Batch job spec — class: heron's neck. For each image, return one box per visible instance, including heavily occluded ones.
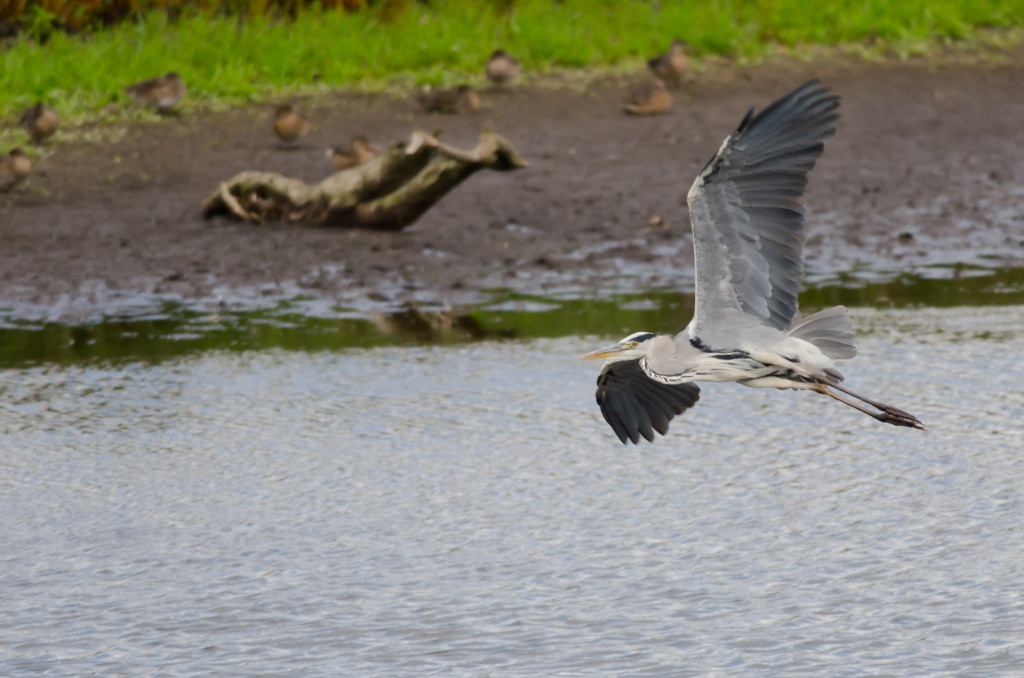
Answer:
[638,334,701,385]
[639,358,696,385]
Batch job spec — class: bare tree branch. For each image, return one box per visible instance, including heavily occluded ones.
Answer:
[202,129,528,230]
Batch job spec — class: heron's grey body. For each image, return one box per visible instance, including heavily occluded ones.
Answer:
[583,81,924,444]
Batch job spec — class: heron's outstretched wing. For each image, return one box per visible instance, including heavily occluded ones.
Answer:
[596,360,701,444]
[686,80,840,339]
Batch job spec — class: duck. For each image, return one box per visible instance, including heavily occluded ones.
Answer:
[326,136,377,171]
[0,148,32,192]
[416,85,480,115]
[126,72,187,112]
[623,79,672,116]
[19,103,59,143]
[647,40,689,84]
[273,104,311,144]
[485,50,521,86]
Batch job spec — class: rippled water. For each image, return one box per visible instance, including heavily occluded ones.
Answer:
[2,305,1023,676]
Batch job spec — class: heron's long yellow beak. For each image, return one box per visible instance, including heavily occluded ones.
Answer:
[579,343,627,360]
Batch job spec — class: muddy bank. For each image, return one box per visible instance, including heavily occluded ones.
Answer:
[2,58,1023,323]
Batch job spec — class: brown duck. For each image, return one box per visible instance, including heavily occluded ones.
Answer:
[647,40,689,84]
[326,136,376,171]
[126,72,187,112]
[273,105,310,144]
[623,79,672,116]
[485,50,521,86]
[0,148,32,192]
[20,103,59,143]
[417,85,480,115]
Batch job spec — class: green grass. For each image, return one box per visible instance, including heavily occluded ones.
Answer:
[2,0,1023,134]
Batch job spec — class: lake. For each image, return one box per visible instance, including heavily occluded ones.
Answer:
[2,274,1023,676]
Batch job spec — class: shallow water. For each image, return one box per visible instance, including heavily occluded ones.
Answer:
[3,266,1024,366]
[2,304,1023,676]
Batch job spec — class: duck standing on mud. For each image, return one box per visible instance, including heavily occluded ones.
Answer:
[273,105,310,145]
[0,148,32,192]
[623,79,672,116]
[647,40,690,85]
[326,136,376,171]
[126,72,187,112]
[20,103,59,143]
[485,50,521,86]
[417,85,480,114]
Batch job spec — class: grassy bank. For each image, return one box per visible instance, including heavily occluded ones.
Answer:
[2,0,1023,130]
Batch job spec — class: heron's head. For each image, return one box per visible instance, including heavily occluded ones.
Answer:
[580,331,660,362]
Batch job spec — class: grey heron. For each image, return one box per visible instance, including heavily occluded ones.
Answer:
[581,80,925,444]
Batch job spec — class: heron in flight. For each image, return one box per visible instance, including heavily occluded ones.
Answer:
[581,80,924,444]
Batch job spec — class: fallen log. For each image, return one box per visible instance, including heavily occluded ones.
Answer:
[201,129,528,230]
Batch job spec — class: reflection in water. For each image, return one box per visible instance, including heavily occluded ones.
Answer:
[1,266,1023,367]
[1,306,1023,676]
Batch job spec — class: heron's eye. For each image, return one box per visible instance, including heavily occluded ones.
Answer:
[631,341,638,347]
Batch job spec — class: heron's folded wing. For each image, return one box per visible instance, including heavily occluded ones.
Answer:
[596,360,701,444]
[686,80,840,338]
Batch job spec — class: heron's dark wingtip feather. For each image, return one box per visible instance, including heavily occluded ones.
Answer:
[598,398,630,444]
[738,81,839,146]
[595,360,701,444]
[736,106,755,134]
[600,390,640,444]
[749,79,831,122]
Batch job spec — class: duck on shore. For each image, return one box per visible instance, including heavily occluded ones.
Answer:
[20,103,59,143]
[647,40,689,85]
[417,85,480,115]
[327,136,376,171]
[0,148,32,192]
[126,72,187,112]
[273,104,311,144]
[623,79,672,116]
[485,50,521,86]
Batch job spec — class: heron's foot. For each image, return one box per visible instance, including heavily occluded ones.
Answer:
[874,403,925,430]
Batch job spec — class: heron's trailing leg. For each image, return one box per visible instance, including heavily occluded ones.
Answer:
[811,383,925,430]
[830,382,921,422]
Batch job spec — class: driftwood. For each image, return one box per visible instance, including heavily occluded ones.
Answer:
[202,129,528,230]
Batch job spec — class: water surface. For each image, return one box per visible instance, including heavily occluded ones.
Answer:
[3,265,1023,366]
[2,304,1023,676]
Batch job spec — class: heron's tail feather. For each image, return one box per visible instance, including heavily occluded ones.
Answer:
[788,305,857,360]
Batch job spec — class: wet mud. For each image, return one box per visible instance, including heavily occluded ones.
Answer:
[2,57,1023,323]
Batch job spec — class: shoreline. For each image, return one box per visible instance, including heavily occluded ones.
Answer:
[2,57,1023,324]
